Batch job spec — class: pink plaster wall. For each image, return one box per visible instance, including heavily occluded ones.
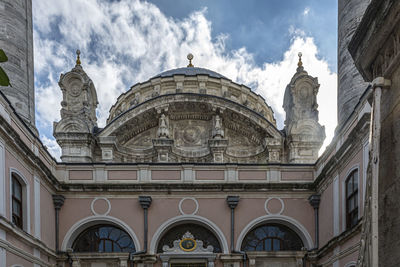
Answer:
[339,149,363,233]
[107,198,144,246]
[147,197,230,251]
[281,198,315,243]
[5,149,34,233]
[59,198,93,247]
[196,198,230,245]
[317,250,334,266]
[319,181,334,247]
[235,197,315,248]
[148,198,181,244]
[238,170,266,180]
[6,232,34,255]
[196,170,224,180]
[266,198,283,214]
[152,170,181,180]
[41,184,56,249]
[69,170,93,180]
[340,250,358,267]
[108,170,137,180]
[180,198,197,214]
[59,194,317,255]
[281,171,313,181]
[6,250,34,267]
[59,197,145,250]
[11,120,31,149]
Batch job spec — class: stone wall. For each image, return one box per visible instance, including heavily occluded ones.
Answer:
[378,66,400,267]
[349,1,400,265]
[337,0,369,127]
[0,0,35,132]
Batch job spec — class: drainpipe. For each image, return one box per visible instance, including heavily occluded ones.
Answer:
[52,194,65,253]
[227,196,246,267]
[130,196,152,265]
[308,194,321,249]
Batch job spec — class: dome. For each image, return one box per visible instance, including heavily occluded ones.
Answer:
[152,67,227,79]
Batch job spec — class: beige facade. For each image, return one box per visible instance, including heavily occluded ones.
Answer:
[2,1,397,267]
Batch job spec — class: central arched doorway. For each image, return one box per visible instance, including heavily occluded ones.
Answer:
[155,220,225,267]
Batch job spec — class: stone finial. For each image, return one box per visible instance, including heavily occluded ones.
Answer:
[297,52,303,72]
[187,53,194,67]
[76,49,81,65]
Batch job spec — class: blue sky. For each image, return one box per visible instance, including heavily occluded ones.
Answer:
[149,0,337,71]
[32,0,338,159]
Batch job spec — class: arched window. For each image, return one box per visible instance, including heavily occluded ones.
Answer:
[157,223,222,253]
[241,224,303,251]
[11,174,23,229]
[72,224,136,253]
[346,170,359,229]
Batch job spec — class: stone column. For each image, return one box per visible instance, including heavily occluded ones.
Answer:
[308,194,321,249]
[139,196,152,252]
[369,77,390,267]
[71,259,81,267]
[119,258,128,267]
[220,254,242,267]
[226,196,240,252]
[53,194,65,252]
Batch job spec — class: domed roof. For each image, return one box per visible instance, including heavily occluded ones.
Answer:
[152,67,227,79]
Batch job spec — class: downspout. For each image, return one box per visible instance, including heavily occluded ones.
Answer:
[227,196,247,267]
[130,196,152,265]
[308,194,321,249]
[52,194,65,253]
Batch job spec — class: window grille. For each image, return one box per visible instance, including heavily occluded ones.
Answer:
[72,224,136,253]
[241,224,303,251]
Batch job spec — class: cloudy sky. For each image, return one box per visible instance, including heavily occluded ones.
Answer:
[32,0,338,160]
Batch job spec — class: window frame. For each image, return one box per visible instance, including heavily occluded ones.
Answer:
[241,223,304,252]
[72,224,136,253]
[345,169,359,230]
[11,176,23,228]
[9,169,30,233]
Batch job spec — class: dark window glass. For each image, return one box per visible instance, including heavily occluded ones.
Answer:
[241,224,303,251]
[346,170,359,229]
[12,175,23,229]
[157,223,222,253]
[72,224,136,253]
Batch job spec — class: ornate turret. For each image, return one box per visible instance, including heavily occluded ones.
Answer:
[53,50,98,162]
[283,53,325,163]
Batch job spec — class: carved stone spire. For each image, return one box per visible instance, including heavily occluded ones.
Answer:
[53,50,98,162]
[283,53,325,163]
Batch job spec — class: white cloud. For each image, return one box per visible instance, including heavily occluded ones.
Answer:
[33,0,336,160]
[41,135,61,160]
